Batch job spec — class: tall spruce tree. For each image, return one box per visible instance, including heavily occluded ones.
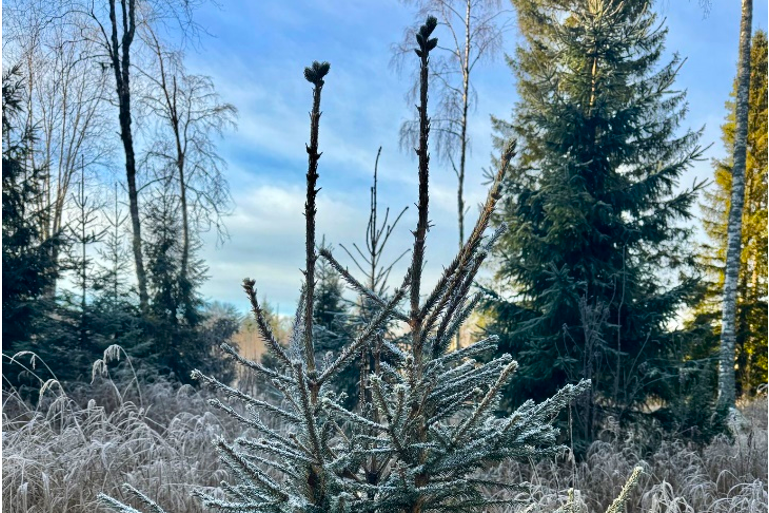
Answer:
[484,0,705,444]
[699,30,768,398]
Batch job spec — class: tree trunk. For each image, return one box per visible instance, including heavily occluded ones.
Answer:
[178,151,191,314]
[120,74,149,313]
[458,0,471,253]
[80,171,88,347]
[454,0,472,351]
[109,0,148,312]
[718,0,752,410]
[165,72,191,318]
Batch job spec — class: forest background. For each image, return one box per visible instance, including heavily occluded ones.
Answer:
[2,1,768,512]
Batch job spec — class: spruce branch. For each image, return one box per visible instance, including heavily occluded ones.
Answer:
[604,466,643,513]
[432,292,482,355]
[219,342,294,384]
[319,247,409,322]
[242,278,291,367]
[318,278,410,384]
[215,437,290,502]
[97,493,147,513]
[427,335,499,369]
[238,436,318,465]
[98,483,172,513]
[323,396,387,431]
[452,357,518,444]
[293,361,324,461]
[192,370,301,423]
[420,139,515,326]
[428,226,505,348]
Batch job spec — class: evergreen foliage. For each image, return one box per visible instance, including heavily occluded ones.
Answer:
[40,179,147,383]
[100,17,590,513]
[321,149,410,410]
[698,30,768,397]
[313,245,357,408]
[484,0,705,445]
[2,65,62,383]
[44,166,112,382]
[1,5,238,392]
[142,182,237,384]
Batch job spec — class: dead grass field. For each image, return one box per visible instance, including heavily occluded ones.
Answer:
[3,355,766,513]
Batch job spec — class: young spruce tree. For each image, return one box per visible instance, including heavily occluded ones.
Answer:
[100,18,593,513]
[91,183,145,354]
[484,0,705,444]
[143,181,236,384]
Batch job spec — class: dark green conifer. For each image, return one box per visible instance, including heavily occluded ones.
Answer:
[143,183,235,384]
[485,0,705,445]
[2,66,62,385]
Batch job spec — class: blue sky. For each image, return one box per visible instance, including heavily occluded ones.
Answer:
[183,1,768,314]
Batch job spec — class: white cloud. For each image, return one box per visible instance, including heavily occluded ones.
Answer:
[199,172,495,315]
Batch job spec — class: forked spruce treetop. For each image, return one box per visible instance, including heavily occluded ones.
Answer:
[100,16,598,513]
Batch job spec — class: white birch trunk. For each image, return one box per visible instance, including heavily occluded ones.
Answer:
[718,0,753,410]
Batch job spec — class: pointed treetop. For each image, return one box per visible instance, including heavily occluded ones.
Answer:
[304,61,331,87]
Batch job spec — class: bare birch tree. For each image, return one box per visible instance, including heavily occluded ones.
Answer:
[3,1,114,295]
[719,0,754,410]
[393,0,511,250]
[138,27,236,315]
[82,0,199,312]
[81,0,149,310]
